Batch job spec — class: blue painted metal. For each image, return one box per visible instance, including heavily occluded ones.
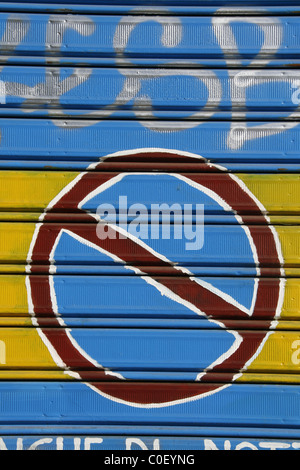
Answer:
[0,435,298,450]
[0,382,298,428]
[1,67,300,112]
[1,14,300,59]
[3,424,300,439]
[13,275,274,318]
[1,222,285,267]
[0,119,299,163]
[0,0,300,450]
[0,328,257,372]
[1,57,300,68]
[0,317,283,329]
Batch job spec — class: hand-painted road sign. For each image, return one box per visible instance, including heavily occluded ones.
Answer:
[1,2,300,449]
[15,149,285,406]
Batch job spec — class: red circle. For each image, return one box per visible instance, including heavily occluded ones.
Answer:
[27,150,282,406]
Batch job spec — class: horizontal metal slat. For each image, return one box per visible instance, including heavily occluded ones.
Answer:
[1,57,300,69]
[0,5,299,16]
[3,423,300,439]
[1,264,299,276]
[0,222,297,266]
[1,161,300,173]
[0,6,299,17]
[1,67,300,112]
[0,381,298,427]
[0,119,299,163]
[2,274,299,320]
[1,317,300,330]
[0,13,299,59]
[0,171,298,215]
[0,434,299,451]
[0,327,299,373]
[0,2,299,442]
[2,109,300,122]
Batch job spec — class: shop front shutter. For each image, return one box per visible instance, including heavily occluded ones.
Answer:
[0,0,299,451]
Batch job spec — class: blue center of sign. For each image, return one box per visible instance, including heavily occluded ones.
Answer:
[49,173,257,379]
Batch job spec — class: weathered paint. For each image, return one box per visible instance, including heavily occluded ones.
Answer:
[2,67,300,112]
[0,13,298,60]
[0,1,300,451]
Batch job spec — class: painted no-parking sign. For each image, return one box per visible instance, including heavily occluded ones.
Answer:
[0,149,287,408]
[0,1,300,450]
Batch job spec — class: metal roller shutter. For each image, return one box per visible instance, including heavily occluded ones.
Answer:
[0,0,299,452]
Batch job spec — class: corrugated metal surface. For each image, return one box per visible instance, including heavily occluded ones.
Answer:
[1,0,300,451]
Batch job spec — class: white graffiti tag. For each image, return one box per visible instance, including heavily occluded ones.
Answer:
[0,12,299,149]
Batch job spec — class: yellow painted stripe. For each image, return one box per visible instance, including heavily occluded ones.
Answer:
[273,321,300,330]
[247,331,300,372]
[279,280,300,320]
[0,328,57,369]
[0,317,34,326]
[0,276,29,315]
[0,370,73,380]
[269,216,300,225]
[236,373,300,384]
[238,173,300,213]
[0,223,36,262]
[275,226,300,266]
[0,171,79,210]
[0,212,48,222]
[0,265,34,273]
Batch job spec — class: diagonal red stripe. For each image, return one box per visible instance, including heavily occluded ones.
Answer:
[27,151,282,404]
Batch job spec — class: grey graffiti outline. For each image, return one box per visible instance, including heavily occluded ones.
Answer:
[0,15,96,125]
[211,12,300,150]
[0,14,31,140]
[113,12,224,132]
[1,12,299,145]
[0,13,30,57]
[38,11,222,129]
